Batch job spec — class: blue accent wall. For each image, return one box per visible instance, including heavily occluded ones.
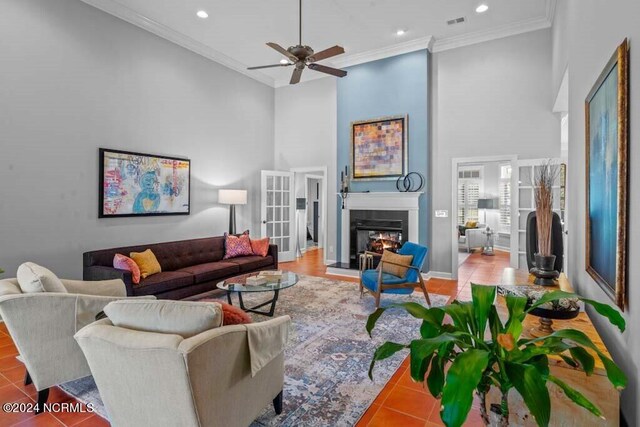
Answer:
[336,49,430,269]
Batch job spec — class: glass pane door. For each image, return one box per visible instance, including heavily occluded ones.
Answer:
[261,171,295,262]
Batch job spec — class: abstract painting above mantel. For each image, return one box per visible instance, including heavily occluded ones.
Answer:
[351,115,407,181]
[585,38,628,310]
[99,148,190,218]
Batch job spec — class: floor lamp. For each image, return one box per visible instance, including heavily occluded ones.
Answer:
[219,189,247,234]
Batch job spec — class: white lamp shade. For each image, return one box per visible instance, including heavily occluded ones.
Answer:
[218,189,247,205]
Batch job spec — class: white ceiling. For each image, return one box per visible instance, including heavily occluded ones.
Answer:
[82,0,555,87]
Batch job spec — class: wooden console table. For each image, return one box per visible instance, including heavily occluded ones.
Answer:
[491,273,619,426]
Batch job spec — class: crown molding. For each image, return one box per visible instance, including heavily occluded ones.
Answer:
[80,0,275,87]
[431,16,551,53]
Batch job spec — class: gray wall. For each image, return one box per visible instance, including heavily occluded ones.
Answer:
[554,1,640,424]
[274,78,337,261]
[430,29,560,275]
[0,0,275,278]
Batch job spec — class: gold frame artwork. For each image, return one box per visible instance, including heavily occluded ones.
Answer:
[585,39,629,310]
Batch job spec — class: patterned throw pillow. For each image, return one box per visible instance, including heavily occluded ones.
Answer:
[250,237,270,257]
[113,254,141,284]
[223,230,253,259]
[129,249,162,279]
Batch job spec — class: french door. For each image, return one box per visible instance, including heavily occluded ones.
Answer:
[261,171,295,262]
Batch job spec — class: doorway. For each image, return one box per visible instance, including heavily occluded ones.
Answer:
[291,166,328,265]
[451,155,519,281]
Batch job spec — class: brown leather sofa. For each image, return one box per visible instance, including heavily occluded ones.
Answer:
[83,236,278,300]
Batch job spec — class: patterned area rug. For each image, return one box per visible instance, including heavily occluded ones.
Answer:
[60,275,448,426]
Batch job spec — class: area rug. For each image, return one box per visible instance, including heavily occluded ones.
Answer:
[59,275,448,426]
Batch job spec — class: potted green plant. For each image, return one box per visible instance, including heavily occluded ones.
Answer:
[367,284,626,427]
[532,161,560,285]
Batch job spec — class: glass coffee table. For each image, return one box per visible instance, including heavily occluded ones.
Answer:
[216,271,299,317]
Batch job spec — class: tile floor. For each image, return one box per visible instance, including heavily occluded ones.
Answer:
[0,248,522,426]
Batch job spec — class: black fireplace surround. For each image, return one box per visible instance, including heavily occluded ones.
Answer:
[349,210,409,269]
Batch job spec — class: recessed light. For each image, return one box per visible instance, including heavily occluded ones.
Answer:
[396,29,406,36]
[280,59,290,65]
[196,10,209,19]
[475,4,489,13]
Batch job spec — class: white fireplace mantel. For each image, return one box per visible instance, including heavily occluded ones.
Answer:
[339,192,423,264]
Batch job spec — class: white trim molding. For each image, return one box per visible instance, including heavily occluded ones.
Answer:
[332,36,434,69]
[80,0,275,87]
[432,0,556,53]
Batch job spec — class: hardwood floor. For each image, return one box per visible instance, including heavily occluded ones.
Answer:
[0,248,519,427]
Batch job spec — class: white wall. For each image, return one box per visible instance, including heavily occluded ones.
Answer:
[0,0,274,278]
[555,1,640,424]
[430,29,561,275]
[274,78,337,262]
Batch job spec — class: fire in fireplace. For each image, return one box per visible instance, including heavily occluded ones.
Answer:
[349,210,409,268]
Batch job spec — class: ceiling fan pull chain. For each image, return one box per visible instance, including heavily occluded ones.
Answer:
[299,0,302,46]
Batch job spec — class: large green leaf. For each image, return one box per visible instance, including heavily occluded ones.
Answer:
[526,291,625,333]
[471,283,496,340]
[511,341,571,363]
[440,349,490,427]
[505,361,551,427]
[409,334,464,382]
[366,307,386,337]
[505,295,528,341]
[426,341,454,398]
[569,347,595,376]
[368,342,407,380]
[443,301,477,336]
[366,303,445,337]
[548,375,603,419]
[488,305,504,342]
[530,329,627,389]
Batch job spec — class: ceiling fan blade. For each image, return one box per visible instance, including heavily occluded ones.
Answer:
[247,63,292,70]
[290,67,303,84]
[266,42,298,61]
[309,45,345,62]
[308,63,347,78]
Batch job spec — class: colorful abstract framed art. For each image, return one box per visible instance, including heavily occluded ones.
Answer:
[351,115,408,181]
[99,148,191,218]
[585,39,629,310]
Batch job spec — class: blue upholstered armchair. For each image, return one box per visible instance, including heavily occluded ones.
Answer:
[359,242,431,308]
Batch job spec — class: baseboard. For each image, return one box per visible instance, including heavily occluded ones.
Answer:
[325,259,336,266]
[326,267,359,278]
[426,271,453,280]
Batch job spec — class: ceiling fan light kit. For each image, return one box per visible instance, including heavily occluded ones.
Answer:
[247,0,347,85]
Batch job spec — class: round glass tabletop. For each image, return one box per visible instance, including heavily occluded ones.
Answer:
[216,271,299,293]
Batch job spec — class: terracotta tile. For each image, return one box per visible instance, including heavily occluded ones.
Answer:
[371,384,393,406]
[383,385,436,420]
[368,406,426,427]
[48,400,93,426]
[387,365,406,385]
[0,334,14,348]
[4,366,27,384]
[12,412,64,426]
[0,396,37,426]
[395,370,428,394]
[355,403,380,426]
[0,373,11,388]
[0,322,9,334]
[69,414,110,427]
[0,355,23,373]
[0,384,32,403]
[0,343,18,358]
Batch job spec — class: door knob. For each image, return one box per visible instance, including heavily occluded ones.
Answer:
[262,220,267,224]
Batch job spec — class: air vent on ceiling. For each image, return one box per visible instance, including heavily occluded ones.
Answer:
[447,16,466,25]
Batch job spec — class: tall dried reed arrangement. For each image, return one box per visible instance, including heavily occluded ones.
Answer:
[533,161,559,257]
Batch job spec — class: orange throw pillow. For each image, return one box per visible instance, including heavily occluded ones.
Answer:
[250,237,270,257]
[380,250,414,278]
[113,254,141,284]
[130,249,162,279]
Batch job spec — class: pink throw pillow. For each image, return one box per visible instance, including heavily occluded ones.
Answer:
[223,230,253,259]
[220,302,252,325]
[113,253,141,284]
[250,237,270,257]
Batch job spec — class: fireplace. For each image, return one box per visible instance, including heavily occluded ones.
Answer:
[349,210,409,269]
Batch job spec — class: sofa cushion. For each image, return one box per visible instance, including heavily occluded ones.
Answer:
[250,237,270,257]
[130,249,162,279]
[135,271,195,296]
[104,300,223,338]
[176,262,240,284]
[113,254,141,284]
[223,231,253,259]
[17,262,67,293]
[226,256,275,273]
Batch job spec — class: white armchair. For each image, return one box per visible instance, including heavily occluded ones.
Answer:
[75,300,290,427]
[458,224,486,253]
[0,276,150,412]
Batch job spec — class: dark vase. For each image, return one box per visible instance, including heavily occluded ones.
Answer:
[531,253,559,286]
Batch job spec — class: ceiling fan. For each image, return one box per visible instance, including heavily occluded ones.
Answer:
[247,0,347,85]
